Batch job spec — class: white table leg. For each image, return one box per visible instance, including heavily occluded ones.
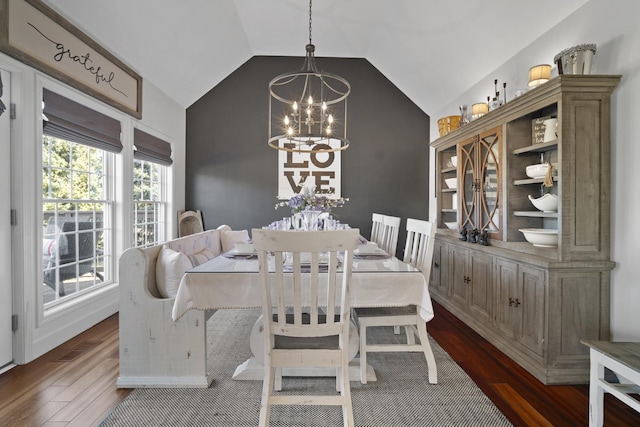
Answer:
[589,348,605,427]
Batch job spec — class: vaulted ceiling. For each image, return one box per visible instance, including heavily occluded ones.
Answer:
[43,0,588,115]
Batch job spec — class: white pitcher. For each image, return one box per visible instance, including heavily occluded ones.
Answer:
[543,118,558,142]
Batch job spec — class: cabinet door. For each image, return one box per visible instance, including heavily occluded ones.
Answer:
[494,258,519,339]
[458,127,503,240]
[459,136,479,232]
[449,245,469,309]
[477,128,502,239]
[468,251,493,324]
[429,240,448,297]
[519,265,546,356]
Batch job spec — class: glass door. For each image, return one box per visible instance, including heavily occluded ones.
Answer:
[478,129,501,237]
[458,127,503,240]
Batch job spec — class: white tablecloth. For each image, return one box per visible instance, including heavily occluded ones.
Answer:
[172,255,434,323]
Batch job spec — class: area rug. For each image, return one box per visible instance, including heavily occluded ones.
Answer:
[101,309,512,426]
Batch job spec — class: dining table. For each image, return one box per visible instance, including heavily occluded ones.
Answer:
[172,249,434,381]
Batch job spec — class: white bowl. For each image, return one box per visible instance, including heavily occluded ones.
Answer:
[450,156,458,168]
[444,178,457,189]
[528,194,558,212]
[526,163,557,179]
[444,222,458,230]
[519,228,558,247]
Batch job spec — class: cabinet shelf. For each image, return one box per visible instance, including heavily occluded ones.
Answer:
[441,208,457,213]
[441,166,456,173]
[514,211,558,218]
[442,188,457,193]
[513,177,558,186]
[513,140,558,155]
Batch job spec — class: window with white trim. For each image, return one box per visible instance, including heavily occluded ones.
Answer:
[41,89,119,306]
[133,159,166,247]
[133,128,172,248]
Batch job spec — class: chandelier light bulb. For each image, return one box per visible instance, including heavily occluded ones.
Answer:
[322,102,327,111]
[308,96,313,105]
[284,116,290,125]
[326,126,332,135]
[306,108,312,116]
[287,127,294,136]
[328,114,334,124]
[292,101,298,111]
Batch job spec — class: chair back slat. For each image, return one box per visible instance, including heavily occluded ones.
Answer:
[371,213,401,255]
[402,218,436,283]
[371,213,385,245]
[252,229,359,339]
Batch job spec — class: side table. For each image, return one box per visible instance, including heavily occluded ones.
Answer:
[582,341,640,426]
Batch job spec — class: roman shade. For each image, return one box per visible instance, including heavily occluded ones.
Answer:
[42,89,122,152]
[133,128,173,166]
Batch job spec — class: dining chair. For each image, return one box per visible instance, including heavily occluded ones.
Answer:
[252,228,360,427]
[370,213,401,256]
[355,218,438,384]
[177,210,204,237]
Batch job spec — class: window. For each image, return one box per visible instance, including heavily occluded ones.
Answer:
[41,89,120,306]
[133,159,166,247]
[42,135,111,304]
[133,128,172,248]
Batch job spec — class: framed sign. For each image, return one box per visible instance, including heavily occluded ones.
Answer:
[0,0,142,118]
[278,138,342,199]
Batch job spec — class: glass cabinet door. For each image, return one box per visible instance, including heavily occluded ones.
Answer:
[457,127,502,239]
[460,135,478,231]
[478,129,501,237]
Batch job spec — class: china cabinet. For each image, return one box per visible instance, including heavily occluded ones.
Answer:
[429,75,620,384]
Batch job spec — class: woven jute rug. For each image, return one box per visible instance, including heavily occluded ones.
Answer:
[101,309,512,426]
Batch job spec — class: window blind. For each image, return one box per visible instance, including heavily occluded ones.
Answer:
[133,128,173,166]
[42,89,122,152]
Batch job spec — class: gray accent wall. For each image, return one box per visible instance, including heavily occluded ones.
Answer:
[186,56,430,257]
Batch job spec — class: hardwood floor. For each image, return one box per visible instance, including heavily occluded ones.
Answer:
[1,302,639,426]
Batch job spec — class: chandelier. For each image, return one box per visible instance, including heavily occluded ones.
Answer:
[268,0,350,153]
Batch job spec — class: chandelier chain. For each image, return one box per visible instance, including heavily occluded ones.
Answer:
[308,0,313,45]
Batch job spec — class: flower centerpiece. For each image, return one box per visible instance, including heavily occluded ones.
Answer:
[275,186,348,215]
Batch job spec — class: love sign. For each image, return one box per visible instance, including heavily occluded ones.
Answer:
[277,138,342,199]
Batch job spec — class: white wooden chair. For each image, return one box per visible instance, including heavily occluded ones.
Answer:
[252,228,360,427]
[370,213,401,256]
[355,218,438,384]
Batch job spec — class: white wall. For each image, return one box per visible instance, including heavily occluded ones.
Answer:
[430,0,640,340]
[140,80,187,237]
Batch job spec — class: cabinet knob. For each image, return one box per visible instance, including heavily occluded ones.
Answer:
[508,297,521,307]
[463,276,471,284]
[514,298,521,307]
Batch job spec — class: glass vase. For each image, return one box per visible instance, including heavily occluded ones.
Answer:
[301,209,322,231]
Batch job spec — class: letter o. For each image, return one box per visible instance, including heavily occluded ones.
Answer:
[310,144,334,168]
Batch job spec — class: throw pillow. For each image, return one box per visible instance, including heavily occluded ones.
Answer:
[156,246,193,298]
[187,248,215,266]
[221,229,250,253]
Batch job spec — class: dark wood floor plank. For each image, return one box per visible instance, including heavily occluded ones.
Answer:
[428,301,640,427]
